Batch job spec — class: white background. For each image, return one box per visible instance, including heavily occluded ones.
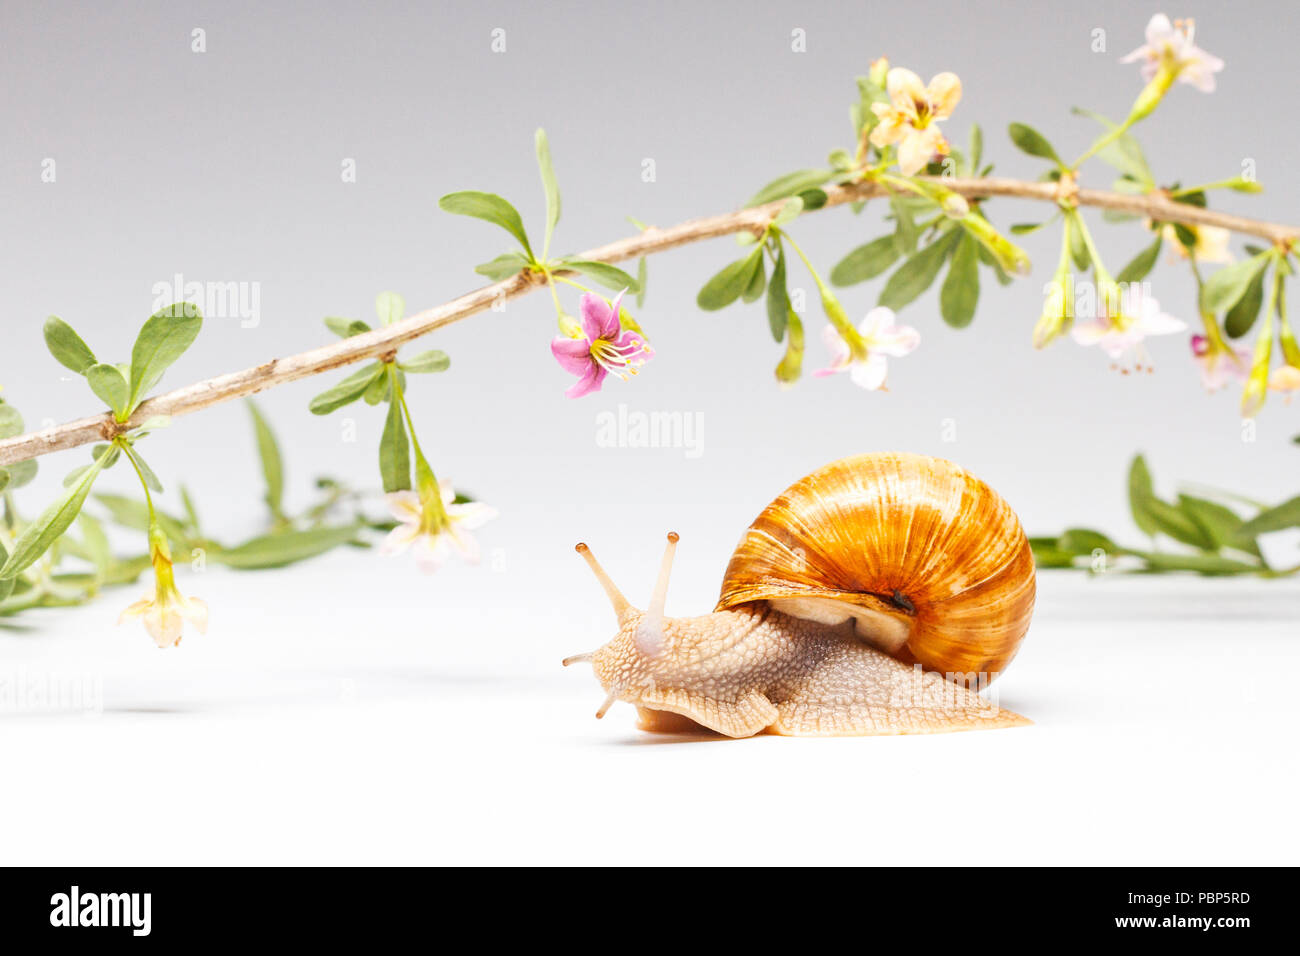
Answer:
[2,2,1299,865]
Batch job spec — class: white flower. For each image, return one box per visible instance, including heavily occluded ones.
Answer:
[1072,287,1186,361]
[119,590,208,649]
[381,482,498,573]
[1121,15,1224,92]
[814,307,920,390]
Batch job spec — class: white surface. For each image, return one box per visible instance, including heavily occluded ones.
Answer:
[2,558,1297,866]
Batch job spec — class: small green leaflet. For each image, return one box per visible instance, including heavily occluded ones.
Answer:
[400,350,451,374]
[438,191,534,260]
[0,456,106,580]
[1007,123,1064,167]
[746,169,834,207]
[309,362,385,415]
[1115,235,1163,284]
[379,383,411,494]
[830,235,901,286]
[1202,253,1272,314]
[43,316,98,374]
[375,292,405,326]
[86,363,131,419]
[557,259,641,293]
[475,253,531,281]
[128,303,203,411]
[535,128,561,256]
[325,316,372,338]
[766,244,791,342]
[247,400,285,522]
[939,233,980,328]
[697,247,764,311]
[211,525,363,571]
[879,229,960,311]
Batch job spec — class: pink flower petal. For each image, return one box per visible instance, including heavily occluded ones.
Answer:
[564,363,607,399]
[380,522,420,555]
[579,293,619,342]
[551,336,595,377]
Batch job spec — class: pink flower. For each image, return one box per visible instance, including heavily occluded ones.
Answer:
[1121,15,1223,92]
[1072,287,1186,362]
[550,291,652,398]
[814,307,920,390]
[1190,334,1251,392]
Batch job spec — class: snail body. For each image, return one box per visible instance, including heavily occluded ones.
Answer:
[564,452,1036,738]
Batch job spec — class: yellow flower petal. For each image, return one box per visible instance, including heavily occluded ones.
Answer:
[886,67,926,119]
[927,72,962,119]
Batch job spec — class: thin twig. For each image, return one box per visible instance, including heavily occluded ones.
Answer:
[1,176,1296,469]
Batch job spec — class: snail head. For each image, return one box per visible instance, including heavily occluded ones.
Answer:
[562,533,681,719]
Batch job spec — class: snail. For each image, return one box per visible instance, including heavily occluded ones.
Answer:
[562,452,1036,737]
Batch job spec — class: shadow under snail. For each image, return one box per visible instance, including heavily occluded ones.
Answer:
[563,452,1036,737]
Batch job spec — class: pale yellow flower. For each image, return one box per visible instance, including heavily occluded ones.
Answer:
[1269,365,1300,397]
[870,68,962,175]
[1160,223,1232,264]
[381,481,498,573]
[119,585,208,648]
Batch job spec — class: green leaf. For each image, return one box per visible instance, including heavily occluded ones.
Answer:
[79,511,112,575]
[741,254,767,303]
[697,248,764,311]
[830,235,902,286]
[400,350,450,374]
[1056,528,1121,555]
[557,259,641,293]
[1008,123,1064,166]
[1202,253,1272,314]
[939,234,980,328]
[379,386,411,494]
[1116,235,1163,284]
[635,256,648,309]
[1144,497,1216,550]
[535,128,561,254]
[3,458,37,490]
[1068,220,1091,271]
[247,400,284,521]
[474,253,531,281]
[1071,108,1155,187]
[1129,551,1261,576]
[93,493,189,547]
[85,363,130,418]
[129,448,164,493]
[879,229,959,311]
[968,124,983,174]
[375,291,405,326]
[324,317,371,338]
[210,524,362,571]
[1128,455,1160,537]
[0,457,105,579]
[766,245,791,342]
[770,197,804,227]
[0,405,22,439]
[1176,494,1258,556]
[0,471,8,494]
[1224,266,1268,338]
[1236,496,1300,538]
[889,194,919,254]
[438,191,533,259]
[128,303,203,411]
[363,370,390,405]
[746,169,834,207]
[43,316,98,374]
[308,362,385,415]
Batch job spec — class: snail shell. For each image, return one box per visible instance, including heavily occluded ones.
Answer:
[716,452,1035,681]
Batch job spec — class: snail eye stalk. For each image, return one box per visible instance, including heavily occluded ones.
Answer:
[635,532,678,658]
[575,541,633,621]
